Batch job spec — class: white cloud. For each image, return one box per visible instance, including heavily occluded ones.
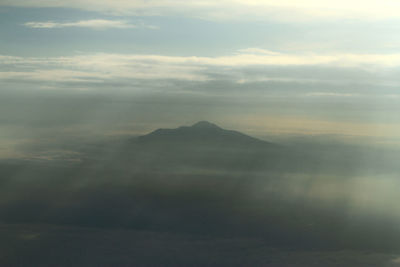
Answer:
[4,0,400,21]
[23,19,150,29]
[237,48,281,56]
[2,49,400,85]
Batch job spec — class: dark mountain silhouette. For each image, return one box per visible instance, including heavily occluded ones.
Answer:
[136,121,275,149]
[118,121,283,172]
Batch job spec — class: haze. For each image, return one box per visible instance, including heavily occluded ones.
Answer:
[1,1,400,266]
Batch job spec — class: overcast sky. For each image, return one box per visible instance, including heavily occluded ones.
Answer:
[2,1,400,158]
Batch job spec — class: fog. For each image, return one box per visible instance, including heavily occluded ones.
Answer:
[1,122,400,266]
[3,2,400,264]
[2,86,400,265]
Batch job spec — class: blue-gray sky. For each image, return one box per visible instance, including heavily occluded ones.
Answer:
[2,0,400,158]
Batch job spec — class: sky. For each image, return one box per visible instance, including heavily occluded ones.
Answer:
[2,0,400,158]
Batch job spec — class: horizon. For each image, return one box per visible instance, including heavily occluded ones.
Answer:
[2,2,400,266]
[3,1,400,160]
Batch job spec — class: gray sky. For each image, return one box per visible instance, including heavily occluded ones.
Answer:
[2,1,400,158]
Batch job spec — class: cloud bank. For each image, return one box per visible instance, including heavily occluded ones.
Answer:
[3,0,400,21]
[2,49,400,85]
[23,19,156,29]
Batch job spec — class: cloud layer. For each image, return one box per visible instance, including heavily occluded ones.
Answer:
[23,19,155,29]
[2,49,400,85]
[2,50,400,146]
[3,0,400,21]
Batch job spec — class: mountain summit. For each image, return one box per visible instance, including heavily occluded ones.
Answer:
[190,121,220,129]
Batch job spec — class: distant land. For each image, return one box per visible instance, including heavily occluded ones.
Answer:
[0,121,400,266]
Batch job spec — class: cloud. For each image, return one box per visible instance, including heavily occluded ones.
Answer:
[392,256,400,264]
[237,48,281,56]
[23,19,155,29]
[305,92,357,97]
[3,0,400,21]
[0,54,209,82]
[2,49,400,87]
[231,115,400,137]
[2,51,400,142]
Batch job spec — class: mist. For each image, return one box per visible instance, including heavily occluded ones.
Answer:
[3,1,400,266]
[2,121,400,265]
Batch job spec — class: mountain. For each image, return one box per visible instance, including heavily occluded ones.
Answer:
[114,121,284,172]
[136,121,274,149]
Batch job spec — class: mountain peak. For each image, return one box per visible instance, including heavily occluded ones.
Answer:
[136,121,275,149]
[191,121,220,129]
